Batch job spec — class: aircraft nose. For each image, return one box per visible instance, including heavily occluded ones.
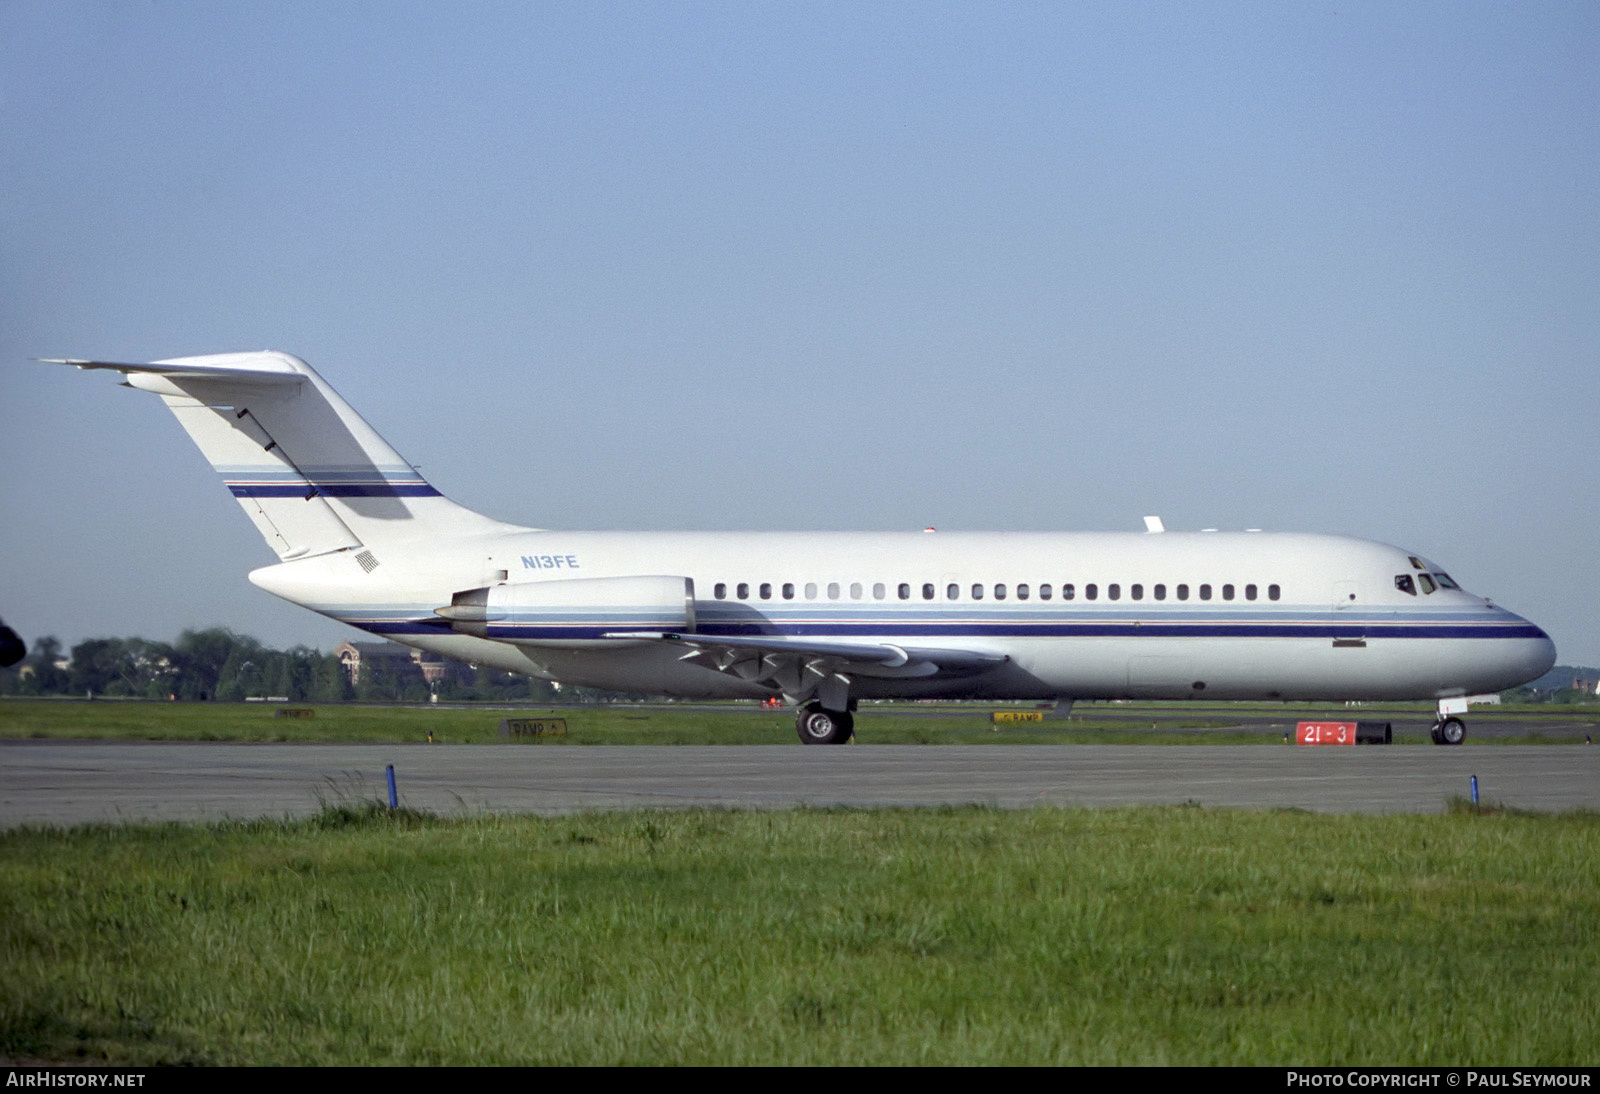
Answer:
[1508,616,1557,686]
[1530,631,1558,679]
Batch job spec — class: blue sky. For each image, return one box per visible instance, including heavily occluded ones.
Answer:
[3,1,1596,663]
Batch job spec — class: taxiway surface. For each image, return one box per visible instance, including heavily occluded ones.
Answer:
[2,742,1596,827]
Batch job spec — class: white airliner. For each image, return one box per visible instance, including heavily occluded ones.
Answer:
[47,351,1555,744]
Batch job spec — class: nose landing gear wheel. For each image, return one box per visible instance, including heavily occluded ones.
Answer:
[1431,717,1466,745]
[796,702,854,744]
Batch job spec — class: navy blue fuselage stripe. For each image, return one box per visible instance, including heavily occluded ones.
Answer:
[351,619,1547,640]
[699,622,1547,640]
[229,484,441,498]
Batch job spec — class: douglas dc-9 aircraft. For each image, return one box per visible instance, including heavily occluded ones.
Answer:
[47,351,1555,744]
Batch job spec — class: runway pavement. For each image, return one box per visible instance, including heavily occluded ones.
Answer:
[2,741,1596,827]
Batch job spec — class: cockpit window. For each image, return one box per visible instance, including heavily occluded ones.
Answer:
[1433,572,1459,589]
[1395,574,1416,596]
[1417,573,1437,594]
[1408,556,1426,570]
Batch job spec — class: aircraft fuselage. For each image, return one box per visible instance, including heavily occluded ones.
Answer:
[249,528,1554,705]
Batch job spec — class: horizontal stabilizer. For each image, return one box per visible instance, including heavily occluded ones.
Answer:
[39,355,304,384]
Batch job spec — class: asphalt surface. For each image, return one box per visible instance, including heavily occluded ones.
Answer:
[2,741,1596,827]
[461,701,1600,740]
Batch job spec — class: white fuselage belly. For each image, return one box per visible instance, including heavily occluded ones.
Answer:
[251,528,1555,703]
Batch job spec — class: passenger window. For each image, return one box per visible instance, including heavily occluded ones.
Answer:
[1268,584,1281,600]
[994,584,1007,600]
[1177,584,1189,600]
[898,583,911,600]
[1154,584,1166,601]
[760,583,772,600]
[805,583,817,599]
[1395,574,1416,596]
[828,583,840,600]
[1063,584,1075,600]
[1108,584,1120,601]
[1040,584,1053,600]
[873,583,886,600]
[1199,584,1212,601]
[923,583,935,600]
[1245,584,1257,601]
[1418,574,1437,594]
[714,583,726,599]
[947,584,960,600]
[1130,584,1143,601]
[782,583,795,600]
[972,584,984,600]
[737,583,749,599]
[1223,584,1235,601]
[850,583,863,599]
[1085,584,1097,601]
[1017,583,1030,601]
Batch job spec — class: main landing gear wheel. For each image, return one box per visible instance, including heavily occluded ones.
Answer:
[1430,717,1466,746]
[796,702,854,745]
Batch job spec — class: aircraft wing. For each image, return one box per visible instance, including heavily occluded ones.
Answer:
[611,630,1007,692]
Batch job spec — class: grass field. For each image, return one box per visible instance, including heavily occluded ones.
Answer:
[3,697,1596,745]
[3,803,1597,1065]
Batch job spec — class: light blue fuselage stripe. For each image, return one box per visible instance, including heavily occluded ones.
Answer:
[216,463,438,498]
[333,612,1546,642]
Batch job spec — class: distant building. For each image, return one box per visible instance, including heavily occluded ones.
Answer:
[13,655,70,682]
[1572,677,1600,695]
[335,640,471,690]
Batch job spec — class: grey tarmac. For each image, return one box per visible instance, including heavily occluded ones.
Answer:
[2,741,1596,827]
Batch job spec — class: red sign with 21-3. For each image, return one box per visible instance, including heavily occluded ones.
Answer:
[1296,721,1358,746]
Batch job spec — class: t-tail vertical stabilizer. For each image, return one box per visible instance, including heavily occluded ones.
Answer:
[43,351,523,560]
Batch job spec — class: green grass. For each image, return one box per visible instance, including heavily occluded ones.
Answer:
[3,805,1597,1065]
[0,698,1254,744]
[5,697,1596,745]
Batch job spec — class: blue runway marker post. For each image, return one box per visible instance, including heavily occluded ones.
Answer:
[1470,774,1479,808]
[386,764,398,810]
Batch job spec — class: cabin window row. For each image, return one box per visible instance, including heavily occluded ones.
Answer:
[709,582,1282,602]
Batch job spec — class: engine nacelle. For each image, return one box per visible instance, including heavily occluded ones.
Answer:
[436,575,694,646]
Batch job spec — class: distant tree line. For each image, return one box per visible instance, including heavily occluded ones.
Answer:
[0,628,559,703]
[13,631,1588,706]
[1501,685,1600,705]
